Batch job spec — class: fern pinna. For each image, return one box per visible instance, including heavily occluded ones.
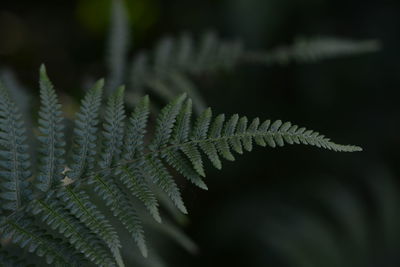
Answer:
[0,65,361,266]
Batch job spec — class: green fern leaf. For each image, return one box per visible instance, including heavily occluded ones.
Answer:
[0,82,32,211]
[191,108,222,169]
[29,193,116,266]
[123,95,149,159]
[116,95,361,218]
[100,86,126,168]
[210,114,235,161]
[57,186,122,265]
[1,214,84,266]
[181,143,205,177]
[92,86,146,259]
[162,148,208,190]
[117,95,161,222]
[89,173,147,257]
[64,86,127,265]
[172,99,206,176]
[144,155,187,214]
[118,166,161,223]
[0,69,363,267]
[69,79,103,180]
[149,93,186,151]
[172,99,192,144]
[36,65,66,192]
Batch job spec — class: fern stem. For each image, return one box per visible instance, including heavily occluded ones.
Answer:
[85,130,361,178]
[1,128,360,224]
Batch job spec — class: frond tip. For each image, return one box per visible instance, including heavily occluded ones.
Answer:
[116,93,361,214]
[37,64,66,192]
[149,100,362,178]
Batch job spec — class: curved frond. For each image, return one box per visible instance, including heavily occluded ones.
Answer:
[0,69,362,266]
[106,94,361,221]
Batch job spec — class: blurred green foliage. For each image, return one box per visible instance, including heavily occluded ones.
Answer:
[76,0,159,36]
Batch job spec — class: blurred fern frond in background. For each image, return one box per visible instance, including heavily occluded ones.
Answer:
[105,0,379,113]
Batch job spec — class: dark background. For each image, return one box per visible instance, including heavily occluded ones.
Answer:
[1,0,400,266]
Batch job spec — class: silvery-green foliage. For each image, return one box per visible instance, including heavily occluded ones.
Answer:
[0,66,361,266]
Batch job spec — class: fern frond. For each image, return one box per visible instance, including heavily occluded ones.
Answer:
[69,79,103,180]
[243,37,380,65]
[118,96,160,222]
[0,70,362,266]
[57,186,122,265]
[91,86,146,258]
[35,76,122,265]
[146,94,189,212]
[124,95,149,159]
[118,166,161,223]
[0,82,32,211]
[113,94,361,219]
[1,214,83,266]
[100,86,126,168]
[36,65,66,192]
[127,32,377,112]
[163,147,208,190]
[89,173,147,257]
[86,92,360,261]
[128,32,242,112]
[28,193,116,266]
[150,93,187,150]
[144,155,187,214]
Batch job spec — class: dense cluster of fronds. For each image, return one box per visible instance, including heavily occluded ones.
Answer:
[0,65,361,266]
